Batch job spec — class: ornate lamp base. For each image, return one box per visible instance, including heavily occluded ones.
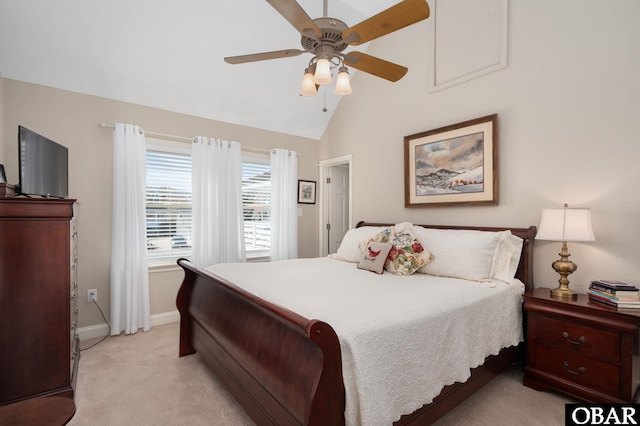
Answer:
[550,241,578,300]
[550,285,577,300]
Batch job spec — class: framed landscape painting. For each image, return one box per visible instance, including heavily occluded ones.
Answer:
[404,114,498,207]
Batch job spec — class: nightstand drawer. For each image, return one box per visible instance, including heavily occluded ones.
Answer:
[534,344,621,397]
[533,315,621,363]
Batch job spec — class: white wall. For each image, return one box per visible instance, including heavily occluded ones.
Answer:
[320,0,640,292]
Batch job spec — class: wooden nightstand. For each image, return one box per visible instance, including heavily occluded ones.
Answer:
[523,288,640,403]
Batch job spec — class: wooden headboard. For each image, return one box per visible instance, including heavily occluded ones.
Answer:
[356,221,537,292]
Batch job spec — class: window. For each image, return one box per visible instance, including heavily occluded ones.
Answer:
[145,143,192,264]
[242,158,271,258]
[145,143,271,263]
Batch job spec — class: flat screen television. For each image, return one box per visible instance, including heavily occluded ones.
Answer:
[18,126,69,198]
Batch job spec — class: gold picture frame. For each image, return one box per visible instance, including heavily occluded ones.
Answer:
[404,114,498,207]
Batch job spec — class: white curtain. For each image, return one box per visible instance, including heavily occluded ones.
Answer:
[191,137,245,267]
[270,149,298,261]
[110,123,151,335]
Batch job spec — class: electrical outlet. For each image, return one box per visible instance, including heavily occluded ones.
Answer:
[87,289,97,303]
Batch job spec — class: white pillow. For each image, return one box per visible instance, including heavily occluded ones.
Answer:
[412,227,518,282]
[330,226,387,263]
[491,233,524,284]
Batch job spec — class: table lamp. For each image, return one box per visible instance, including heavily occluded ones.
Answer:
[535,204,595,300]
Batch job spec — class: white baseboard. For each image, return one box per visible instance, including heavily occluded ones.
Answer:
[151,310,180,326]
[77,310,180,341]
[78,323,110,341]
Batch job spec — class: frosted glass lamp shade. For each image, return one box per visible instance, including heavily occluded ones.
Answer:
[334,67,352,95]
[313,58,332,85]
[299,71,317,96]
[536,207,595,242]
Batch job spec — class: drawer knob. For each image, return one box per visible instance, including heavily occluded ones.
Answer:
[562,331,586,345]
[563,361,586,375]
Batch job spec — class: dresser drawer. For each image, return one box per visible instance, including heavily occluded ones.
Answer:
[534,343,622,398]
[533,315,621,363]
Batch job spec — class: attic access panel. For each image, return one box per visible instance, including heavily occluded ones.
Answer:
[429,0,508,92]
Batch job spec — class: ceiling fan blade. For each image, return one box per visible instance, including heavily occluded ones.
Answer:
[342,0,430,46]
[266,0,323,39]
[224,49,304,64]
[343,52,408,82]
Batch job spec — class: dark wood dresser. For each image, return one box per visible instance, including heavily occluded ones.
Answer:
[0,198,79,405]
[524,288,640,403]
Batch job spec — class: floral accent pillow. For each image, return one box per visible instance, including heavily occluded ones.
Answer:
[359,224,434,275]
[357,241,393,274]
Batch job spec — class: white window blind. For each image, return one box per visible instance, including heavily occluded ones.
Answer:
[145,145,271,263]
[145,147,192,263]
[242,160,271,257]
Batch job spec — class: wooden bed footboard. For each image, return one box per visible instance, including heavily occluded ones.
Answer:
[176,223,536,425]
[176,259,345,426]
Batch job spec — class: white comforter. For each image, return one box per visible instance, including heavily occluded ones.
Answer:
[206,257,524,426]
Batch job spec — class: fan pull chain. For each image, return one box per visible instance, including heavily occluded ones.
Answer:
[323,87,328,112]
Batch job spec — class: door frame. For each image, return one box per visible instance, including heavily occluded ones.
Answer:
[318,154,353,256]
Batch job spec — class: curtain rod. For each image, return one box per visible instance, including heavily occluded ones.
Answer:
[99,122,274,155]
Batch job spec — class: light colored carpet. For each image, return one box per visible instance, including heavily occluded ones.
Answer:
[69,322,572,425]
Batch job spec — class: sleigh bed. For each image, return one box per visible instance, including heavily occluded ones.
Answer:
[176,222,536,425]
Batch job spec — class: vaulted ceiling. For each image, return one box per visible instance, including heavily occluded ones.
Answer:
[0,0,408,140]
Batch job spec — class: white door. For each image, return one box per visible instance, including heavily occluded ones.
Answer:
[328,165,349,254]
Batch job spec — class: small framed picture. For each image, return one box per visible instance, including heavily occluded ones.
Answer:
[0,165,6,183]
[297,180,316,204]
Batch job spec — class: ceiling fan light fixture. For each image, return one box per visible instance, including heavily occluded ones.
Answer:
[299,68,318,96]
[313,58,332,85]
[224,0,432,96]
[334,66,351,95]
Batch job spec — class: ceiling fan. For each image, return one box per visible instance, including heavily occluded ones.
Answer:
[224,0,431,96]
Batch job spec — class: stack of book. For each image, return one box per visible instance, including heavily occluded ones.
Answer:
[588,279,640,309]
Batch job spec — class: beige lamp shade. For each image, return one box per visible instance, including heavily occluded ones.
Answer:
[536,206,595,242]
